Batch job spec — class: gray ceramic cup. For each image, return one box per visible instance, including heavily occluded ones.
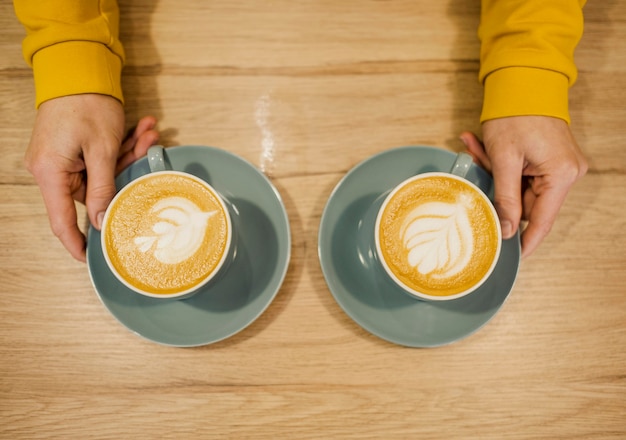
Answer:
[373,153,502,302]
[100,146,234,300]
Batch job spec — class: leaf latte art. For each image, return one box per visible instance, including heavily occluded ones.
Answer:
[400,197,473,278]
[377,174,500,297]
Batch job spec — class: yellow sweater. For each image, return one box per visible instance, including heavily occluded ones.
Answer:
[13,0,125,106]
[14,0,585,123]
[479,0,585,123]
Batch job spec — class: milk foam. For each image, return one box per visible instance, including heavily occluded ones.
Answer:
[399,194,473,278]
[133,196,216,264]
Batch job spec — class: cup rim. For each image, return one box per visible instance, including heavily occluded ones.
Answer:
[374,171,502,301]
[100,170,233,299]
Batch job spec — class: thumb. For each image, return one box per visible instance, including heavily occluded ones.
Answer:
[85,148,118,230]
[490,155,524,239]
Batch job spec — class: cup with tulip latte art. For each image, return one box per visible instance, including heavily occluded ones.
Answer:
[375,153,502,301]
[101,146,232,299]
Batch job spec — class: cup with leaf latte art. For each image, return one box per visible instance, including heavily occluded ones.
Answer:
[101,147,232,299]
[375,154,502,301]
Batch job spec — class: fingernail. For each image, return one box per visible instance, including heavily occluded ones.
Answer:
[501,220,514,239]
[96,211,105,230]
[459,135,468,147]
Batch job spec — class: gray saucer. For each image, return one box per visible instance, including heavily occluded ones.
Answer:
[318,146,521,347]
[87,146,291,347]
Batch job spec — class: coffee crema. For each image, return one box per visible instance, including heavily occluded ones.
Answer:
[102,172,230,295]
[376,174,500,297]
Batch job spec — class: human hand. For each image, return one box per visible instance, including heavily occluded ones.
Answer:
[24,94,159,262]
[460,116,588,257]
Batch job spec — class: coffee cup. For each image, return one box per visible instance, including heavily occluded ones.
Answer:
[374,153,502,301]
[101,145,233,299]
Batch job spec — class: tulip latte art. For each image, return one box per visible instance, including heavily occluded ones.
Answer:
[377,174,500,297]
[103,172,230,295]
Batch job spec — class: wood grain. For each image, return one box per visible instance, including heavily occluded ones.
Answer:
[1,1,625,439]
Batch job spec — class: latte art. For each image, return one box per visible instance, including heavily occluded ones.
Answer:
[401,196,473,278]
[376,173,500,298]
[102,172,231,296]
[134,197,217,265]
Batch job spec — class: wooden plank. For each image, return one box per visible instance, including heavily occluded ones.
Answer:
[1,0,625,438]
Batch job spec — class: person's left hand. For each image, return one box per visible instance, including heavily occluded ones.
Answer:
[460,115,588,257]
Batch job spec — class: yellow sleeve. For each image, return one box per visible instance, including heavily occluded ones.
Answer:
[13,0,125,108]
[478,0,585,123]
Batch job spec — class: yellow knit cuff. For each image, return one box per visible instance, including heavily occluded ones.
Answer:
[481,67,570,124]
[32,41,124,108]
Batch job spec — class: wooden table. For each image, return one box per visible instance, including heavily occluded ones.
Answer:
[1,1,625,438]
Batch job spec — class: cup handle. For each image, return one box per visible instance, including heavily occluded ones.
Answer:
[450,152,474,178]
[147,145,167,172]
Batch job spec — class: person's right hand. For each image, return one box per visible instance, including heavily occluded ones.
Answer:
[24,94,159,262]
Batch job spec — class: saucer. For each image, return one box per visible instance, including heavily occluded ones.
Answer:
[87,146,291,347]
[318,146,521,347]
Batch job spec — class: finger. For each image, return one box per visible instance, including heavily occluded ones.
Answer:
[37,172,87,261]
[459,131,492,172]
[490,153,524,240]
[84,147,118,230]
[69,171,87,204]
[120,116,157,156]
[522,181,536,221]
[520,179,569,258]
[116,128,160,174]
